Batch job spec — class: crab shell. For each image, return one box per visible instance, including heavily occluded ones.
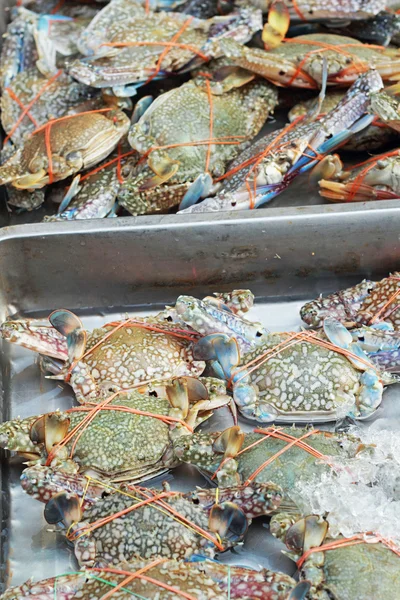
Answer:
[0,315,206,404]
[1,69,98,145]
[119,75,277,215]
[50,486,250,566]
[173,426,367,492]
[0,558,301,599]
[241,0,386,19]
[0,110,130,189]
[232,331,384,422]
[0,389,215,485]
[285,517,400,600]
[0,571,86,600]
[301,274,400,329]
[217,34,400,88]
[69,7,262,90]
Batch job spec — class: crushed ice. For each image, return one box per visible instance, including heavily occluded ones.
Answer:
[293,423,400,543]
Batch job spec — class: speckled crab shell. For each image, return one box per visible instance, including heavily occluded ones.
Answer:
[1,69,98,145]
[0,109,130,189]
[300,274,400,329]
[285,518,400,600]
[0,390,199,484]
[173,426,369,494]
[0,558,301,600]
[118,75,277,215]
[233,331,365,422]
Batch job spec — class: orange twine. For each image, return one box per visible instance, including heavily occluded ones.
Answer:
[89,558,198,600]
[68,484,224,551]
[211,427,329,483]
[297,532,400,569]
[46,389,193,465]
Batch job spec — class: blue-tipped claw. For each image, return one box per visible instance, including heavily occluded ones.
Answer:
[131,96,153,124]
[58,175,81,213]
[288,581,311,600]
[193,333,229,361]
[212,335,240,380]
[179,173,213,211]
[49,309,86,363]
[323,317,353,349]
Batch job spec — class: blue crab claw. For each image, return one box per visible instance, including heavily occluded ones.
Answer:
[208,501,248,543]
[49,309,87,363]
[212,335,240,381]
[323,317,353,349]
[58,175,81,213]
[29,413,70,454]
[356,370,383,417]
[131,96,153,124]
[44,491,82,527]
[288,582,311,600]
[212,426,244,457]
[293,114,375,177]
[179,173,213,211]
[285,515,328,553]
[193,334,230,361]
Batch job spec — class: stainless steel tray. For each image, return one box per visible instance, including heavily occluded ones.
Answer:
[1,203,400,590]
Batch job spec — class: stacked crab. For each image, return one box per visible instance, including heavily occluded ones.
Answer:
[1,276,400,598]
[2,0,400,219]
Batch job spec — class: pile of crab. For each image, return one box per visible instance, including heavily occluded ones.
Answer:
[2,0,400,219]
[1,275,400,598]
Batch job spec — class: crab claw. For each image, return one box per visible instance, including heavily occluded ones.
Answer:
[193,333,240,380]
[308,154,342,188]
[323,317,353,349]
[324,316,373,370]
[357,370,384,417]
[131,95,153,124]
[179,173,213,211]
[208,501,248,543]
[49,309,86,363]
[29,413,70,454]
[288,581,311,600]
[212,426,244,457]
[262,0,290,50]
[285,515,328,553]
[44,491,82,527]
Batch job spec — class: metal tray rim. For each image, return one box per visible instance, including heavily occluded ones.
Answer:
[1,199,400,240]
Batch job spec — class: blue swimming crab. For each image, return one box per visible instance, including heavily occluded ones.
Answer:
[118,71,277,214]
[0,109,130,189]
[300,272,400,329]
[41,482,260,565]
[217,33,400,88]
[179,69,382,213]
[0,292,258,403]
[0,381,231,485]
[0,69,97,146]
[69,6,262,96]
[0,558,308,600]
[281,515,400,600]
[174,424,380,536]
[44,142,139,221]
[187,294,393,420]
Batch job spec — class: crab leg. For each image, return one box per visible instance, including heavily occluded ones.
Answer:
[0,319,68,359]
